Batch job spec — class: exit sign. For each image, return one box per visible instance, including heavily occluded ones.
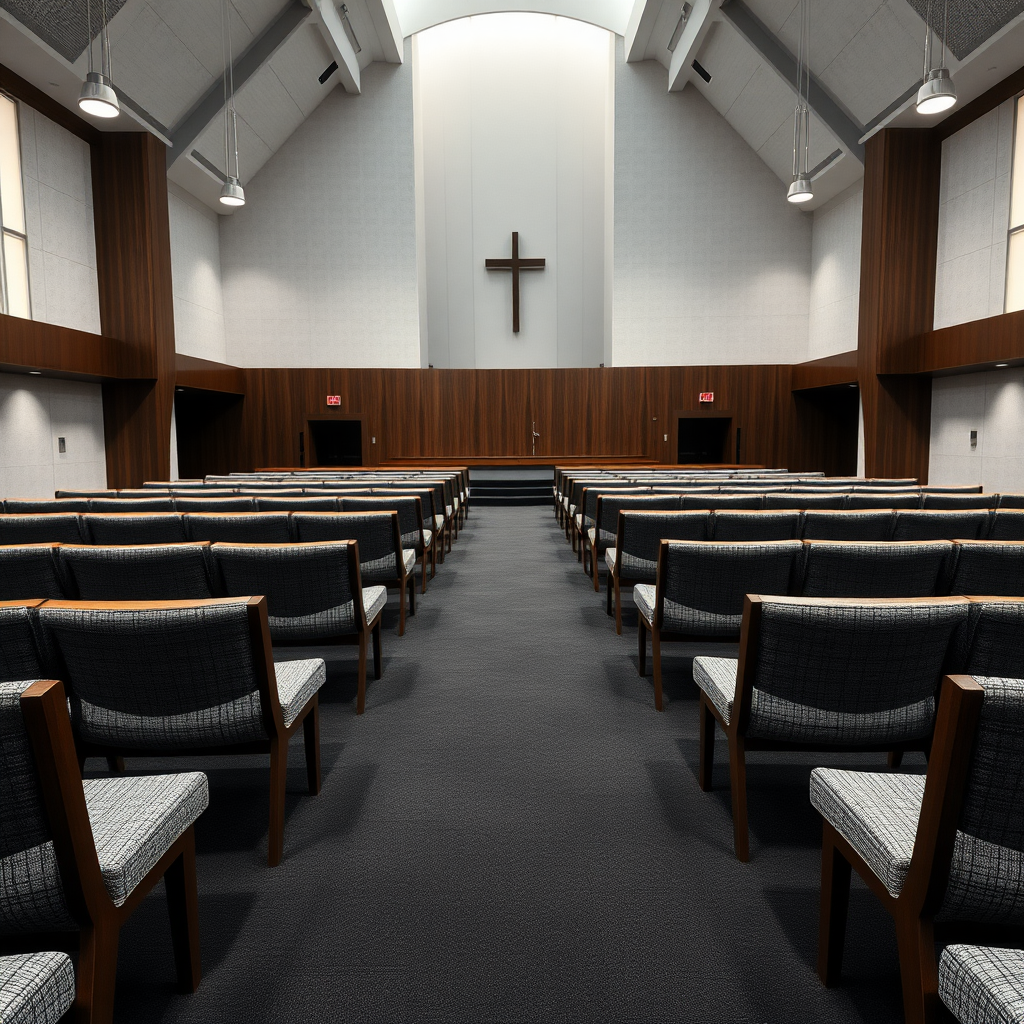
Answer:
[699,392,714,403]
[326,395,341,406]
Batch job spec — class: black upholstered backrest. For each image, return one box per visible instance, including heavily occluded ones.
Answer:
[257,496,338,512]
[800,541,952,598]
[0,604,44,682]
[173,497,257,513]
[0,516,82,545]
[0,546,65,600]
[764,493,845,510]
[327,513,397,566]
[711,511,800,541]
[959,600,1024,678]
[184,513,292,543]
[4,499,89,514]
[340,497,421,541]
[598,494,679,535]
[922,494,996,510]
[89,498,174,513]
[988,511,1024,540]
[59,544,215,601]
[83,514,188,546]
[800,510,894,541]
[681,494,764,510]
[620,512,707,563]
[996,493,1024,509]
[892,511,991,541]
[846,493,921,510]
[949,542,1024,597]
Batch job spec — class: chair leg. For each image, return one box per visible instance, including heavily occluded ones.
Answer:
[816,826,852,987]
[638,619,647,676]
[420,552,428,593]
[698,696,715,791]
[372,622,382,680]
[397,580,406,637]
[614,578,623,636]
[606,573,613,616]
[592,546,600,592]
[728,734,750,862]
[408,576,416,617]
[356,634,368,715]
[75,921,120,1024]
[430,542,437,578]
[895,916,938,1024]
[652,627,664,711]
[164,832,202,992]
[268,736,288,866]
[888,750,904,770]
[303,699,321,795]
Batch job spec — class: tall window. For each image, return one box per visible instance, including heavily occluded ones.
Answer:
[1008,94,1024,314]
[0,93,29,319]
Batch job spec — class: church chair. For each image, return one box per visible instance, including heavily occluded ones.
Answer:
[800,510,894,541]
[811,673,1024,1024]
[586,493,676,589]
[605,511,707,635]
[414,479,455,552]
[696,595,967,862]
[0,678,208,1023]
[0,515,84,546]
[892,511,992,542]
[576,486,648,563]
[370,489,439,576]
[846,493,923,509]
[5,499,90,514]
[184,513,292,544]
[339,497,432,594]
[947,541,1024,597]
[257,496,339,512]
[0,601,45,681]
[88,498,174,513]
[922,494,997,510]
[680,494,765,510]
[0,545,65,601]
[82,514,187,546]
[172,497,257,513]
[209,544,384,714]
[59,544,216,601]
[955,597,1024,679]
[710,511,800,541]
[938,945,1024,1024]
[764,493,846,510]
[634,540,803,711]
[37,597,324,865]
[0,951,75,1024]
[987,510,1024,540]
[799,541,953,599]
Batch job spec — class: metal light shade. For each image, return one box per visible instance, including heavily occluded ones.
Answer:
[78,72,119,118]
[219,176,246,207]
[787,175,813,203]
[916,67,957,115]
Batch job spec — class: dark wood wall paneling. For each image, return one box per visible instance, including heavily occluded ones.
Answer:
[0,313,137,379]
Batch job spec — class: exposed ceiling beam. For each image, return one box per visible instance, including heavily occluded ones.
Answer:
[719,0,865,163]
[307,0,362,93]
[367,0,404,63]
[166,0,310,169]
[667,0,722,91]
[625,0,663,62]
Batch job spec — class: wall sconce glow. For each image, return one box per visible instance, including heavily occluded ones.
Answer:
[28,370,42,375]
[219,176,246,207]
[996,363,1009,368]
[79,72,119,117]
[787,175,813,204]
[916,67,957,115]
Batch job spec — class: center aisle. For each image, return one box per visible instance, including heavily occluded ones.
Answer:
[116,506,903,1023]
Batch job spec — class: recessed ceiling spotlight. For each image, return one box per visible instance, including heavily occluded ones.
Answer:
[996,363,1009,368]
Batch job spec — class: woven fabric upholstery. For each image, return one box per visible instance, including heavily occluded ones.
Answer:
[173,497,256,512]
[989,511,1024,540]
[434,514,445,531]
[597,494,675,535]
[959,602,1024,678]
[764,493,844,510]
[800,541,951,598]
[0,609,43,683]
[60,545,213,601]
[681,494,764,510]
[746,598,964,743]
[212,543,358,643]
[0,548,63,601]
[892,512,990,541]
[5,500,88,514]
[923,494,995,510]
[333,515,399,581]
[38,603,268,749]
[693,657,738,722]
[363,585,387,624]
[939,946,1024,1024]
[185,514,291,543]
[660,541,801,636]
[586,527,616,550]
[0,516,82,545]
[950,543,1024,597]
[997,494,1024,509]
[847,494,922,510]
[343,496,422,545]
[83,772,208,906]
[809,769,924,896]
[0,952,75,1024]
[274,659,326,728]
[84,514,187,546]
[401,528,430,554]
[619,512,708,571]
[258,496,337,512]
[801,511,893,541]
[89,498,173,513]
[712,512,800,541]
[632,584,656,624]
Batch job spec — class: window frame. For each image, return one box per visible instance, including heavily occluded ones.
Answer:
[1005,91,1024,314]
[0,90,30,319]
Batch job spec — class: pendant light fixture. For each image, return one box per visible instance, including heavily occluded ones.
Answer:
[79,0,120,118]
[916,0,957,115]
[787,0,812,204]
[219,0,245,208]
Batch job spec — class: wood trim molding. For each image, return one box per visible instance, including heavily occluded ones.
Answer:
[791,350,858,391]
[175,354,246,395]
[883,309,1024,376]
[0,313,143,379]
[0,63,100,145]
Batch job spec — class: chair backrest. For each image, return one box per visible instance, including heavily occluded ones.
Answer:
[580,487,647,526]
[184,513,292,544]
[738,595,968,744]
[597,494,679,536]
[948,541,1024,598]
[173,496,257,513]
[892,511,990,541]
[846,493,921,510]
[211,542,362,644]
[83,513,188,546]
[257,496,338,512]
[311,512,400,579]
[0,602,44,682]
[339,496,423,545]
[800,541,953,598]
[712,511,800,541]
[988,510,1024,540]
[764,493,845,510]
[0,546,64,601]
[617,512,708,571]
[4,499,90,514]
[996,493,1024,509]
[59,544,215,601]
[89,498,174,513]
[922,493,996,510]
[37,598,272,749]
[681,494,764,510]
[0,515,82,545]
[800,510,893,541]
[958,599,1024,678]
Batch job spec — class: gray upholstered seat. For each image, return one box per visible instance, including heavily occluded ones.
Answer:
[633,583,656,624]
[83,513,188,545]
[0,604,44,682]
[799,540,952,598]
[184,513,292,543]
[59,544,215,601]
[939,945,1024,1024]
[800,510,893,541]
[0,546,64,601]
[0,952,75,1024]
[949,542,1024,596]
[711,511,800,541]
[0,515,82,545]
[892,511,990,541]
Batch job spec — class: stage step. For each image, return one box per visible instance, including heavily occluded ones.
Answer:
[469,467,554,507]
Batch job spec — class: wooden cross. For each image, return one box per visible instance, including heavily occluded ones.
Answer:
[485,231,546,334]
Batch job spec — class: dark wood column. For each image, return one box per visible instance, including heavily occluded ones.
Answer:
[92,132,176,487]
[857,128,940,481]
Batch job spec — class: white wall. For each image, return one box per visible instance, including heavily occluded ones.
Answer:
[414,13,613,369]
[930,369,1024,492]
[808,182,862,360]
[0,373,106,498]
[219,46,420,368]
[168,182,227,363]
[933,99,1015,330]
[612,46,811,366]
[18,103,101,335]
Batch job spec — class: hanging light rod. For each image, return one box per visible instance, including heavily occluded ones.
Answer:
[219,0,245,208]
[916,0,957,115]
[787,0,812,204]
[79,0,120,118]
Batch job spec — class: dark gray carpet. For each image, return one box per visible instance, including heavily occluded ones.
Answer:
[111,506,908,1023]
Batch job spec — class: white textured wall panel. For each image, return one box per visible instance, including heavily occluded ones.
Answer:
[613,47,812,366]
[219,46,420,368]
[808,182,862,359]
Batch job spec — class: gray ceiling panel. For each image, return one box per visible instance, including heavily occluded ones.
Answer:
[904,0,1024,61]
[0,0,131,62]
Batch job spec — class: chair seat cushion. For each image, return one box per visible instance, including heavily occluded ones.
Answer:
[363,585,387,623]
[693,657,738,723]
[83,772,209,906]
[403,548,416,573]
[809,769,924,897]
[939,945,1024,1024]
[0,952,75,1024]
[633,584,656,624]
[273,658,326,728]
[435,515,445,530]
[587,528,615,549]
